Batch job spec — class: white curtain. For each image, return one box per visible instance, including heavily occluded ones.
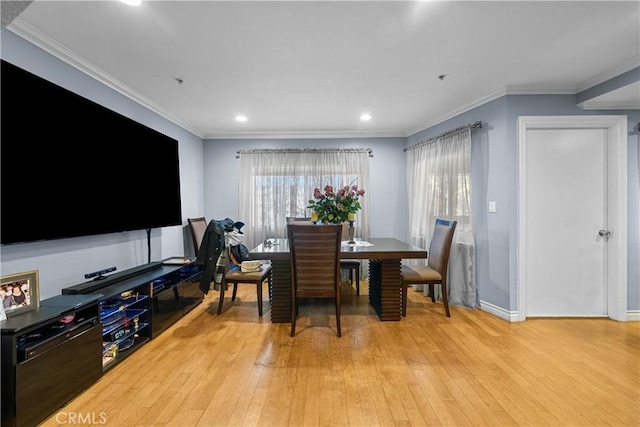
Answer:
[238,149,370,250]
[406,129,478,309]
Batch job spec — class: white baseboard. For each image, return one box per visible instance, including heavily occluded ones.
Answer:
[479,301,640,322]
[479,300,519,322]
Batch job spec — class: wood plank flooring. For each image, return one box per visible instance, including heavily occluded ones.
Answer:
[41,281,639,426]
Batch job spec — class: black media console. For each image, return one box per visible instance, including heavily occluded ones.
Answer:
[1,294,103,427]
[0,259,202,427]
[61,258,202,371]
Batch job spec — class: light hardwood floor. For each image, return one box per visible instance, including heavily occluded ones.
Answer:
[41,281,639,427]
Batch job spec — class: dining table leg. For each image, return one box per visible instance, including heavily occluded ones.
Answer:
[266,257,403,323]
[268,259,292,323]
[368,258,402,321]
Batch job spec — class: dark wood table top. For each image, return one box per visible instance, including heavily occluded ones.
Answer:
[250,237,427,261]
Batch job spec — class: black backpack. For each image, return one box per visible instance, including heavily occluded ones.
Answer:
[229,244,250,267]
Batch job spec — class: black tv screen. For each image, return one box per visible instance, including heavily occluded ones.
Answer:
[1,59,183,245]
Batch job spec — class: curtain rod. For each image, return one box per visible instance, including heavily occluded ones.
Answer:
[236,147,373,159]
[404,121,482,152]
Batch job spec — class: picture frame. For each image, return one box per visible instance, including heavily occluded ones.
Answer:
[1,270,40,318]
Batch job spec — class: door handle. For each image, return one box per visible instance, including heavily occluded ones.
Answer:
[598,229,611,240]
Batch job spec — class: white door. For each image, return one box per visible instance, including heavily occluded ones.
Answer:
[524,128,606,316]
[518,115,628,321]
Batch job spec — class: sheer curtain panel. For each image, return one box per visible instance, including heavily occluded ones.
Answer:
[406,129,478,309]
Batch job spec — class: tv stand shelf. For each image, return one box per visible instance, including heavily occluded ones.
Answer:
[62,258,202,372]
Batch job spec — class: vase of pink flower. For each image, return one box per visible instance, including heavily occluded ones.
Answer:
[307,183,365,224]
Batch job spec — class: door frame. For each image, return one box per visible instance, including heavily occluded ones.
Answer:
[517,115,628,321]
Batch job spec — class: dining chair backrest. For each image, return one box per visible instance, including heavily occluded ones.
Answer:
[286,216,311,223]
[287,222,343,337]
[285,217,311,239]
[287,216,361,294]
[428,218,457,274]
[187,217,208,256]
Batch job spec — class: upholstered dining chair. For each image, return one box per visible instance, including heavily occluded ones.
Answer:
[400,218,457,317]
[285,216,310,224]
[286,217,360,295]
[217,253,272,317]
[288,222,343,337]
[186,217,208,290]
[187,217,208,256]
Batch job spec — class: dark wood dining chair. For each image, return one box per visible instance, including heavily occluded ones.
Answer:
[400,218,457,317]
[286,216,312,224]
[286,217,360,295]
[288,222,343,337]
[187,217,208,256]
[218,251,272,317]
[185,217,209,292]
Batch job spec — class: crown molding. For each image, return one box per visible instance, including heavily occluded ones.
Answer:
[578,101,640,110]
[7,20,205,139]
[408,87,508,136]
[204,130,405,140]
[408,83,594,136]
[576,55,640,93]
[504,84,576,95]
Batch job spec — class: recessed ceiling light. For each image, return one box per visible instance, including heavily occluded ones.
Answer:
[360,113,372,121]
[235,115,248,122]
[121,0,142,6]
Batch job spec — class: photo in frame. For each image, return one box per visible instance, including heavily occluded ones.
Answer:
[1,270,40,318]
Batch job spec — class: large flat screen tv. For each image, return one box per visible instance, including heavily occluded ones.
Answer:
[1,59,183,245]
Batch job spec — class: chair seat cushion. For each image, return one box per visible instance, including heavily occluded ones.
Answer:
[401,264,441,282]
[340,260,361,267]
[226,265,271,281]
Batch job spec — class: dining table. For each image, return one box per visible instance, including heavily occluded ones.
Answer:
[249,237,427,322]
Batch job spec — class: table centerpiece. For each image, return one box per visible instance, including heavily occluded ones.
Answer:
[307,184,365,243]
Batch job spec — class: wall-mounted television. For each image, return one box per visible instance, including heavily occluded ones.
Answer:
[1,59,183,245]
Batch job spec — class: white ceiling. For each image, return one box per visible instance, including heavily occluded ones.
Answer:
[6,1,640,139]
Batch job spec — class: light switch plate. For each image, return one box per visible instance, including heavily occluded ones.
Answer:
[489,201,496,213]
